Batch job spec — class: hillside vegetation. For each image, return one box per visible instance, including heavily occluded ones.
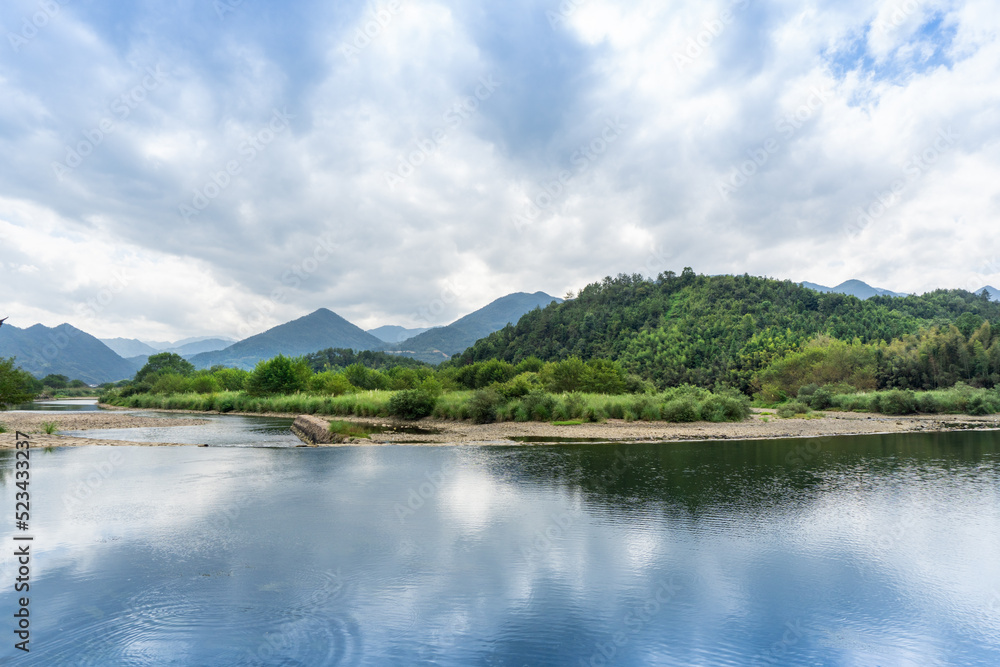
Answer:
[452,269,1000,397]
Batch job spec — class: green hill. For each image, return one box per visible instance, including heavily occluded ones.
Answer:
[386,292,562,363]
[189,308,384,370]
[0,322,137,384]
[452,269,1000,393]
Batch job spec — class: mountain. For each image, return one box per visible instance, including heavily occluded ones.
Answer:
[386,292,562,364]
[977,286,1000,303]
[453,271,1000,392]
[188,308,384,370]
[1,322,137,384]
[367,325,432,344]
[101,337,160,358]
[801,280,909,300]
[168,338,236,356]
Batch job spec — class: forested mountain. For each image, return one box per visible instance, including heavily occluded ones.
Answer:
[189,309,384,370]
[0,322,136,383]
[387,292,562,363]
[453,269,1000,393]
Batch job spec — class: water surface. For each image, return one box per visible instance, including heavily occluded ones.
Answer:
[2,429,999,665]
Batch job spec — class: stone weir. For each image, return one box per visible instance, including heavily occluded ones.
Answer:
[290,414,333,446]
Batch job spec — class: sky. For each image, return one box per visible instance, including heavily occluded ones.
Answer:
[0,0,998,342]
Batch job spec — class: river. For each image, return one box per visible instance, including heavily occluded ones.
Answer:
[1,406,999,665]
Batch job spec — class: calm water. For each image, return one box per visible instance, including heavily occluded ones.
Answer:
[2,429,1000,665]
[62,414,301,447]
[9,398,104,412]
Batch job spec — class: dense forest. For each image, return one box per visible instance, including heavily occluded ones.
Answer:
[451,269,1000,397]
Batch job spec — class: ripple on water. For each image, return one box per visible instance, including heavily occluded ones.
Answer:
[41,569,362,666]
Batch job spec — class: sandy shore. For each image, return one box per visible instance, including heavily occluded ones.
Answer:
[0,410,209,448]
[312,409,1000,445]
[2,405,998,448]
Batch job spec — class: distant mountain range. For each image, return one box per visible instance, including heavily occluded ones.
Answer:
[800,279,910,299]
[8,279,995,382]
[102,336,236,358]
[0,323,137,384]
[383,292,562,363]
[366,325,432,344]
[188,308,386,370]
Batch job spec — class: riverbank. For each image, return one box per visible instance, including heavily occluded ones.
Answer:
[3,405,996,448]
[0,410,210,448]
[291,409,1000,445]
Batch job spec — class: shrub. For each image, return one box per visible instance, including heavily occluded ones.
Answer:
[879,389,917,415]
[190,375,221,394]
[469,389,504,424]
[916,393,940,414]
[495,373,539,399]
[662,398,700,422]
[309,371,354,396]
[42,421,58,434]
[388,389,437,420]
[777,401,811,418]
[808,387,834,410]
[518,390,557,421]
[0,423,6,433]
[702,394,751,422]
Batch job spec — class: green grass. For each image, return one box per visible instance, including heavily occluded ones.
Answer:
[551,420,584,426]
[829,385,1000,416]
[41,421,58,434]
[104,386,752,424]
[328,420,376,439]
[0,423,7,434]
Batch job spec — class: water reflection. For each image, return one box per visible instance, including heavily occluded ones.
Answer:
[62,414,300,447]
[8,398,103,412]
[0,431,998,665]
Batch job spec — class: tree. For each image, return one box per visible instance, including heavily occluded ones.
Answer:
[0,357,37,407]
[41,374,69,389]
[246,355,312,396]
[135,353,195,383]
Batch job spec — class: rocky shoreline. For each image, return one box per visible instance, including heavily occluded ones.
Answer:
[2,405,998,449]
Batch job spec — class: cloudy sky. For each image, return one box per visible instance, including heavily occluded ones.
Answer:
[0,0,998,341]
